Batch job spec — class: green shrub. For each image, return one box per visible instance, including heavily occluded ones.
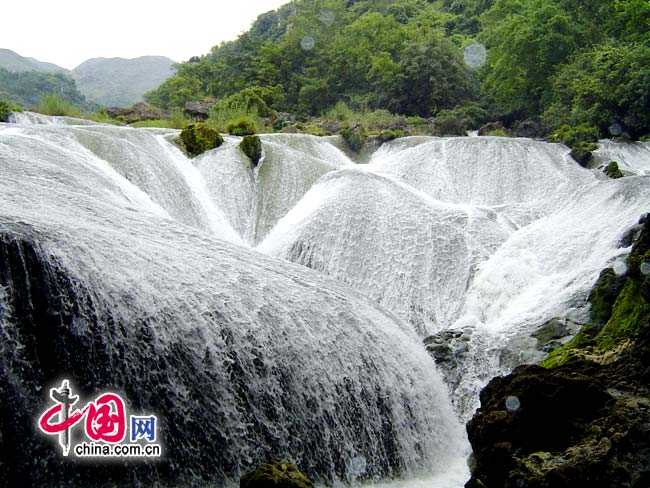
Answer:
[434,103,489,136]
[325,102,354,122]
[240,135,263,166]
[340,124,367,152]
[227,116,257,136]
[180,123,224,157]
[550,124,599,147]
[35,93,81,117]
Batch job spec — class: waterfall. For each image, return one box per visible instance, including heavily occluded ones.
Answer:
[0,115,466,486]
[1,114,649,485]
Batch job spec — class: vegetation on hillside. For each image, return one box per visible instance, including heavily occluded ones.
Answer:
[0,67,90,109]
[144,0,649,142]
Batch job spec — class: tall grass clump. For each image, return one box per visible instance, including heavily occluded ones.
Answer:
[35,94,82,117]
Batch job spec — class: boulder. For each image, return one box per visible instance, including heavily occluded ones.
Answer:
[240,461,314,488]
[184,98,216,120]
[179,123,224,157]
[106,102,165,124]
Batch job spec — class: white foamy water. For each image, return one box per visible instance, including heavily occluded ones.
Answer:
[0,114,467,485]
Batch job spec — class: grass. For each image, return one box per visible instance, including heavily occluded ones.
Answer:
[35,94,82,117]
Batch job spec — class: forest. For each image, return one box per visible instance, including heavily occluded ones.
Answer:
[145,0,650,142]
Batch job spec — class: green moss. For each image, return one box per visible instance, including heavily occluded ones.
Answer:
[597,280,649,349]
[240,135,262,166]
[542,276,649,368]
[227,116,257,136]
[240,460,314,488]
[604,161,624,179]
[378,129,406,142]
[180,123,224,157]
[484,128,510,137]
[340,124,367,152]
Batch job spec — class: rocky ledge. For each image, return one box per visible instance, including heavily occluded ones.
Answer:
[466,215,650,488]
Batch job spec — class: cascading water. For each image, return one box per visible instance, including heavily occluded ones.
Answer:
[1,113,649,486]
[0,114,466,487]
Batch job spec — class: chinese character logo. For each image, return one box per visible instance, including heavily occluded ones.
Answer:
[37,379,161,458]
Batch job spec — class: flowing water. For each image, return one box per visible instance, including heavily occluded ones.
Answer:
[1,113,649,486]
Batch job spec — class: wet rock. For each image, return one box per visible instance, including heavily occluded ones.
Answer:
[464,360,650,488]
[106,102,166,124]
[588,268,627,326]
[532,318,581,351]
[424,330,469,365]
[240,460,314,488]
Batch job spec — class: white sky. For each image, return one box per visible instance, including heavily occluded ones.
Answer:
[1,0,291,69]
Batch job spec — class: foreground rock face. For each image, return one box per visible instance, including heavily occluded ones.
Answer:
[240,461,314,488]
[466,337,650,488]
[466,216,650,488]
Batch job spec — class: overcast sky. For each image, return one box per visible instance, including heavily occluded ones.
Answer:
[1,0,291,69]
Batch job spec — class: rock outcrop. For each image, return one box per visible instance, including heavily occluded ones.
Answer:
[466,215,650,488]
[106,102,166,124]
[184,98,216,120]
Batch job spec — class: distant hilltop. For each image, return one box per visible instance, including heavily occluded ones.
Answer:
[0,48,176,107]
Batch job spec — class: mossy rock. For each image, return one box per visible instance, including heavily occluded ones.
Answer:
[378,129,406,143]
[240,135,262,167]
[589,268,627,326]
[340,124,367,152]
[542,217,650,368]
[604,161,624,179]
[180,123,224,157]
[0,100,12,122]
[240,460,314,488]
[570,141,598,167]
[227,116,257,136]
[0,99,21,122]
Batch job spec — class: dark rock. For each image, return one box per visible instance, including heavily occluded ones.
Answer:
[532,318,581,350]
[106,102,166,124]
[478,121,507,136]
[179,123,224,157]
[512,119,546,139]
[604,161,624,179]
[465,360,650,488]
[467,217,650,488]
[240,460,314,488]
[184,98,216,120]
[240,135,263,167]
